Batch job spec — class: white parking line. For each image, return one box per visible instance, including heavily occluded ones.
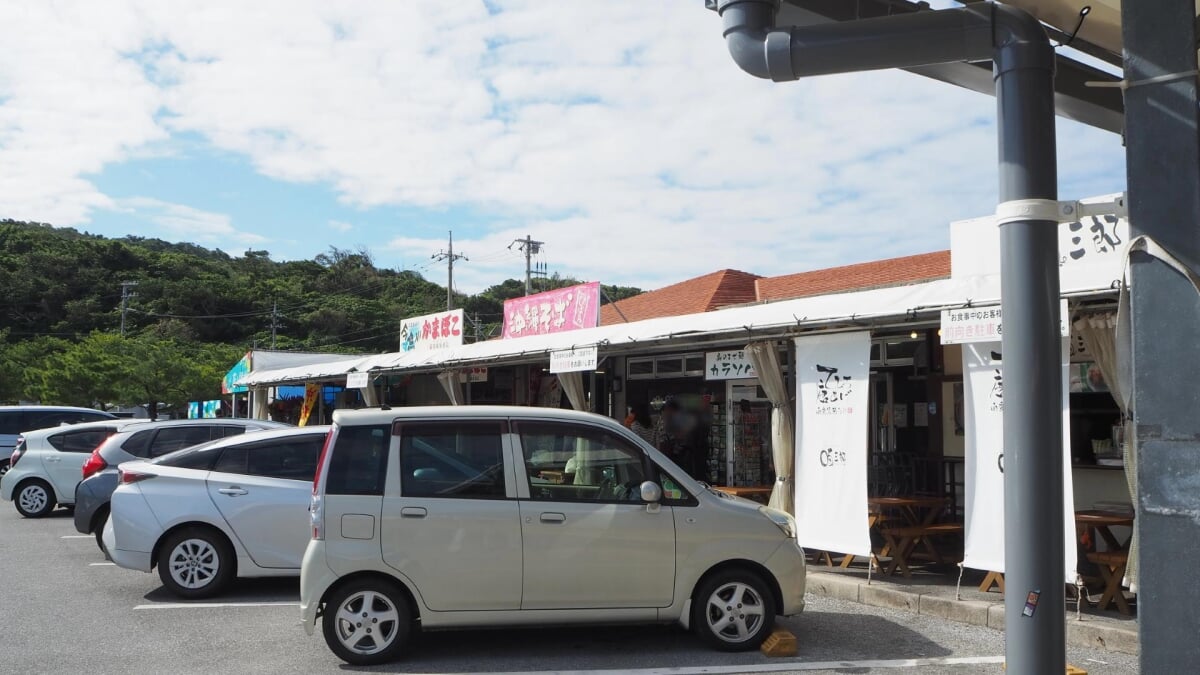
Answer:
[60,535,92,539]
[89,562,115,566]
[133,601,298,610]
[425,656,1008,675]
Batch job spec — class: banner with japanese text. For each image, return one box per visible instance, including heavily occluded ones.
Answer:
[299,383,320,427]
[502,282,600,339]
[962,340,1077,581]
[705,350,758,380]
[793,331,872,558]
[399,309,464,353]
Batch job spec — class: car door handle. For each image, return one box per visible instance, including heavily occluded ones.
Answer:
[540,512,566,523]
[400,507,427,519]
[45,457,61,463]
[218,487,248,496]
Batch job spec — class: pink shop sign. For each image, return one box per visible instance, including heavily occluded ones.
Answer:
[502,281,600,339]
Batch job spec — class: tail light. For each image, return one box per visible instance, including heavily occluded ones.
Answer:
[311,428,336,540]
[82,450,108,479]
[118,468,155,485]
[9,437,26,468]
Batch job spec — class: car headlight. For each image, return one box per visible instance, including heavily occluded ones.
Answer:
[759,506,796,539]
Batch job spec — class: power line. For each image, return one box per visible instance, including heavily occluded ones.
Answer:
[508,234,544,296]
[431,231,467,311]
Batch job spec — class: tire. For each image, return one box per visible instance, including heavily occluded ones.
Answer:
[156,527,235,599]
[14,479,55,518]
[322,578,412,666]
[93,507,110,557]
[0,459,9,478]
[692,568,777,652]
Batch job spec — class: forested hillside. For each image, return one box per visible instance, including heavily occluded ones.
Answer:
[0,220,640,411]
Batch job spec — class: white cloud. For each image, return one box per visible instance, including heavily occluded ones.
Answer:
[117,196,266,247]
[328,220,353,233]
[0,0,1127,292]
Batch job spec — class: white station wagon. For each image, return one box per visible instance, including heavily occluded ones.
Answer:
[301,406,806,665]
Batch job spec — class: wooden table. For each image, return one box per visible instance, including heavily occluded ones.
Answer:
[869,495,958,577]
[713,486,773,505]
[1076,510,1135,614]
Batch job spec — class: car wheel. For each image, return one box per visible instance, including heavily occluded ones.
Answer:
[692,569,776,651]
[0,459,9,478]
[323,579,412,665]
[156,527,235,599]
[14,479,55,518]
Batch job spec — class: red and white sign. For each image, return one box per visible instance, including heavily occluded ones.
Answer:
[502,282,600,339]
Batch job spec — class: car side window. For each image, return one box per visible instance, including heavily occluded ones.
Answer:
[325,424,389,496]
[246,438,323,481]
[0,412,20,435]
[213,446,248,474]
[398,422,506,499]
[120,429,155,457]
[518,422,647,503]
[219,426,249,438]
[148,426,216,458]
[48,429,114,453]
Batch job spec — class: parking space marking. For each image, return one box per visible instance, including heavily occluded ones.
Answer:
[453,656,1008,675]
[133,601,298,610]
[89,562,115,566]
[60,535,92,539]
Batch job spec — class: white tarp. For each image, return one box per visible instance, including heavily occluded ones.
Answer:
[793,331,872,558]
[962,340,1077,582]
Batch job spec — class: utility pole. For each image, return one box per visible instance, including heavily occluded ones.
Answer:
[270,299,279,349]
[119,281,138,336]
[509,234,544,296]
[431,231,467,311]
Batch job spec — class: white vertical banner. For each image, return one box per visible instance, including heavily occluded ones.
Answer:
[962,340,1077,582]
[793,331,872,558]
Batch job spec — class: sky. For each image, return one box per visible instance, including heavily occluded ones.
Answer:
[0,0,1127,295]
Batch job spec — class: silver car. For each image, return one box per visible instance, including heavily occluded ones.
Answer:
[301,406,806,665]
[105,426,330,598]
[74,418,290,552]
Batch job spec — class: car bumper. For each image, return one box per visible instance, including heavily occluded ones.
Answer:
[763,538,807,616]
[300,540,338,636]
[74,473,117,534]
[105,517,152,573]
[0,470,14,502]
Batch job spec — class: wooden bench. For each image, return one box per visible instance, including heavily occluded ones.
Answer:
[881,523,964,577]
[1086,550,1132,615]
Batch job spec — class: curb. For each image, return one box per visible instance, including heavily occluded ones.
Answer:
[805,571,1139,655]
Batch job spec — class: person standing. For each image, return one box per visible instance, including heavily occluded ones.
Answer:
[628,402,656,446]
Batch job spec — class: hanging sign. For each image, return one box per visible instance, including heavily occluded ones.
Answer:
[961,340,1077,582]
[793,331,872,559]
[222,352,252,394]
[549,346,598,373]
[940,300,1068,345]
[503,282,600,339]
[705,350,758,380]
[459,367,489,383]
[399,309,464,353]
[346,372,369,389]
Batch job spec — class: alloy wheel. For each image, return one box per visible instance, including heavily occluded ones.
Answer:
[18,484,49,514]
[704,581,767,644]
[333,590,401,656]
[167,538,220,590]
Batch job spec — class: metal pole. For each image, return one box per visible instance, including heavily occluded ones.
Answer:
[994,28,1064,670]
[1123,1,1200,670]
[525,234,532,296]
[447,232,454,311]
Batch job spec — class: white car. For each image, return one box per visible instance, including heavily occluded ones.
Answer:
[1,419,147,517]
[106,426,330,598]
[301,406,806,666]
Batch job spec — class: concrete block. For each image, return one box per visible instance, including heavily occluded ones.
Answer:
[987,602,1007,629]
[918,593,991,627]
[804,572,860,603]
[859,584,919,612]
[1067,620,1139,656]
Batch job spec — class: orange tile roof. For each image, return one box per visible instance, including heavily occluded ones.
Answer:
[755,251,950,302]
[600,269,762,325]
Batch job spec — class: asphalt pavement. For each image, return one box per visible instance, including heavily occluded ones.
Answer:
[0,504,1138,674]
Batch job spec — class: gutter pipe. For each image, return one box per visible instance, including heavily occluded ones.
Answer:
[712,1,1064,671]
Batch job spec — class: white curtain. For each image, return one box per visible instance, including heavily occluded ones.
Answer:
[559,371,587,411]
[252,387,269,420]
[1076,311,1137,592]
[360,384,379,407]
[437,370,463,405]
[744,341,795,514]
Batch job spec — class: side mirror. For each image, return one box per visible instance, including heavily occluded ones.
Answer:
[639,481,663,503]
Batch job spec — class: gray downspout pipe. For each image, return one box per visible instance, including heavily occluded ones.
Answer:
[713,1,1064,671]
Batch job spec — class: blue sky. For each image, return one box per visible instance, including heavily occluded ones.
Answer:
[0,0,1127,294]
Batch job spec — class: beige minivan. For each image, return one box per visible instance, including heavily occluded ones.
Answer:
[300,406,806,665]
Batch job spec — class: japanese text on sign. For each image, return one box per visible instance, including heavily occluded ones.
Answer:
[503,282,600,339]
[705,350,758,380]
[399,309,465,353]
[939,300,1068,345]
[549,346,598,374]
